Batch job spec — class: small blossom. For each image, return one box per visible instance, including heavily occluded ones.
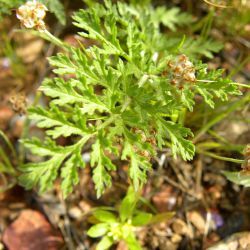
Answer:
[35,19,46,31]
[167,54,196,89]
[9,92,27,115]
[16,1,48,31]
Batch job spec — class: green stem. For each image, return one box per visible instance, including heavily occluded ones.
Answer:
[64,135,92,154]
[203,0,233,8]
[193,93,250,143]
[14,29,69,50]
[19,92,42,164]
[121,97,131,113]
[0,130,17,160]
[178,108,186,126]
[231,82,250,89]
[0,149,17,175]
[96,115,118,131]
[43,30,69,50]
[228,55,250,77]
[197,149,244,164]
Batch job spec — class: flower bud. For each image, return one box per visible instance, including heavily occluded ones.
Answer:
[167,54,196,88]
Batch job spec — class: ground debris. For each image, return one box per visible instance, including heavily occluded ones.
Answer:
[207,232,250,250]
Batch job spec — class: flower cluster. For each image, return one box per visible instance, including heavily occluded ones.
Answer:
[16,1,47,31]
[9,92,27,115]
[132,128,156,159]
[168,54,196,89]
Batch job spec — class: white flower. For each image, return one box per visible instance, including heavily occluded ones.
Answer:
[34,3,47,19]
[16,1,48,31]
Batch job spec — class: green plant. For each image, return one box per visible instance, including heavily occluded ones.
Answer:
[0,130,18,192]
[17,0,241,198]
[0,33,26,78]
[223,171,250,187]
[87,187,174,250]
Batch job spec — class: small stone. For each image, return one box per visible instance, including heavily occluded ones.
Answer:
[116,241,128,250]
[164,241,178,250]
[3,210,63,250]
[207,232,250,250]
[79,200,92,213]
[187,211,206,234]
[228,241,238,250]
[0,243,4,250]
[152,186,177,212]
[171,234,182,244]
[68,206,82,220]
[172,219,190,236]
[238,233,250,248]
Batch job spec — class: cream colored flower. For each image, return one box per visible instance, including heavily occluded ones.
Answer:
[34,3,47,19]
[35,19,46,31]
[16,1,48,31]
[168,54,196,89]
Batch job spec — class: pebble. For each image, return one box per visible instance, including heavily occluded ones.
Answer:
[187,211,206,234]
[172,219,189,235]
[171,234,182,244]
[3,209,63,250]
[68,206,82,220]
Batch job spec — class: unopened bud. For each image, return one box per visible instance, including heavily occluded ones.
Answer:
[167,54,196,88]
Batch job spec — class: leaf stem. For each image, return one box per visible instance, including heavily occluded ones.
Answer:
[193,93,250,143]
[231,82,250,89]
[43,30,69,49]
[96,115,118,131]
[121,97,131,113]
[0,129,17,160]
[202,0,233,8]
[197,149,244,164]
